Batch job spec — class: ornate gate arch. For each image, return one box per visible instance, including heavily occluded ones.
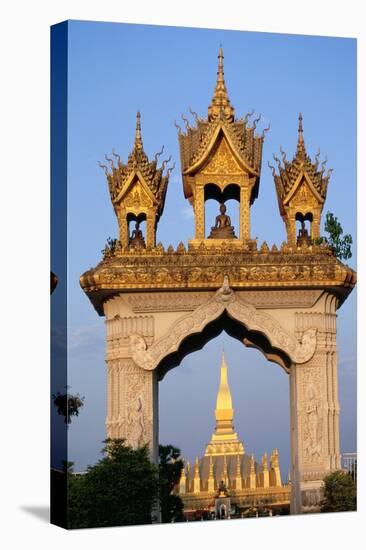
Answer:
[129,276,317,374]
[80,48,356,514]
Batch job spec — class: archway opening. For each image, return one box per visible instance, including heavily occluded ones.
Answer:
[156,310,291,381]
[158,331,291,518]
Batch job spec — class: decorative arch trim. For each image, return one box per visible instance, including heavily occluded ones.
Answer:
[129,277,317,370]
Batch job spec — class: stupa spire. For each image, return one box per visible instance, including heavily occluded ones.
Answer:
[215,351,234,426]
[208,47,235,122]
[208,455,215,492]
[193,456,201,493]
[296,112,307,161]
[134,110,143,152]
[205,352,244,456]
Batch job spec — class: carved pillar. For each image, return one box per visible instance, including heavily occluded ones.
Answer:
[146,211,156,249]
[118,206,129,248]
[286,210,297,247]
[106,358,158,462]
[194,185,205,239]
[104,309,158,462]
[311,212,321,241]
[290,304,340,513]
[240,185,250,240]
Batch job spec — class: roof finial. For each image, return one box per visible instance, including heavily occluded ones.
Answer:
[298,112,303,134]
[134,110,143,151]
[218,45,224,82]
[208,47,235,122]
[296,112,306,160]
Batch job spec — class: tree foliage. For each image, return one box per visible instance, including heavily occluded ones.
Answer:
[320,470,356,513]
[159,444,185,523]
[52,387,85,424]
[102,237,118,256]
[68,439,158,528]
[316,211,353,260]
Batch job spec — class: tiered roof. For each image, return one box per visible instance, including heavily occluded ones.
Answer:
[99,111,173,219]
[271,113,332,215]
[178,48,268,202]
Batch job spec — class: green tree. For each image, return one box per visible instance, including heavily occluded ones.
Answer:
[350,460,357,483]
[159,444,185,523]
[52,386,85,425]
[316,211,353,260]
[68,439,158,528]
[321,470,356,513]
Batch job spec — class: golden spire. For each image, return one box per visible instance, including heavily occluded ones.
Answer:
[193,456,201,493]
[134,110,143,152]
[208,455,215,492]
[179,462,187,494]
[296,112,306,161]
[250,454,255,474]
[205,352,244,456]
[215,351,234,430]
[235,453,242,490]
[208,47,235,122]
[262,452,268,471]
[270,448,279,468]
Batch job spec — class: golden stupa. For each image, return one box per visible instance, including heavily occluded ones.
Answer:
[176,353,291,519]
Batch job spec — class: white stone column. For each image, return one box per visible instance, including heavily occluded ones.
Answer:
[291,301,340,513]
[104,306,158,463]
[105,358,158,461]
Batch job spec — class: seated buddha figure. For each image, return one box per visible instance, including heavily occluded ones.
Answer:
[208,202,236,239]
[296,219,311,246]
[129,221,146,248]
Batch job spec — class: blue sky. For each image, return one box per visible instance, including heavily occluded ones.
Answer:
[65,20,356,476]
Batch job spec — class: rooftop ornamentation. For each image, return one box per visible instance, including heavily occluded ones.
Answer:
[99,111,174,249]
[269,113,332,247]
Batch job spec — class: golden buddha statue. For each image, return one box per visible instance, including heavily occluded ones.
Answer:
[208,203,236,239]
[296,219,311,246]
[129,221,146,248]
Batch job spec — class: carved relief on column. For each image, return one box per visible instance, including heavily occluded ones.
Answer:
[292,298,340,513]
[194,185,205,239]
[106,314,155,361]
[106,358,155,452]
[295,299,340,471]
[297,357,328,469]
[291,353,329,514]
